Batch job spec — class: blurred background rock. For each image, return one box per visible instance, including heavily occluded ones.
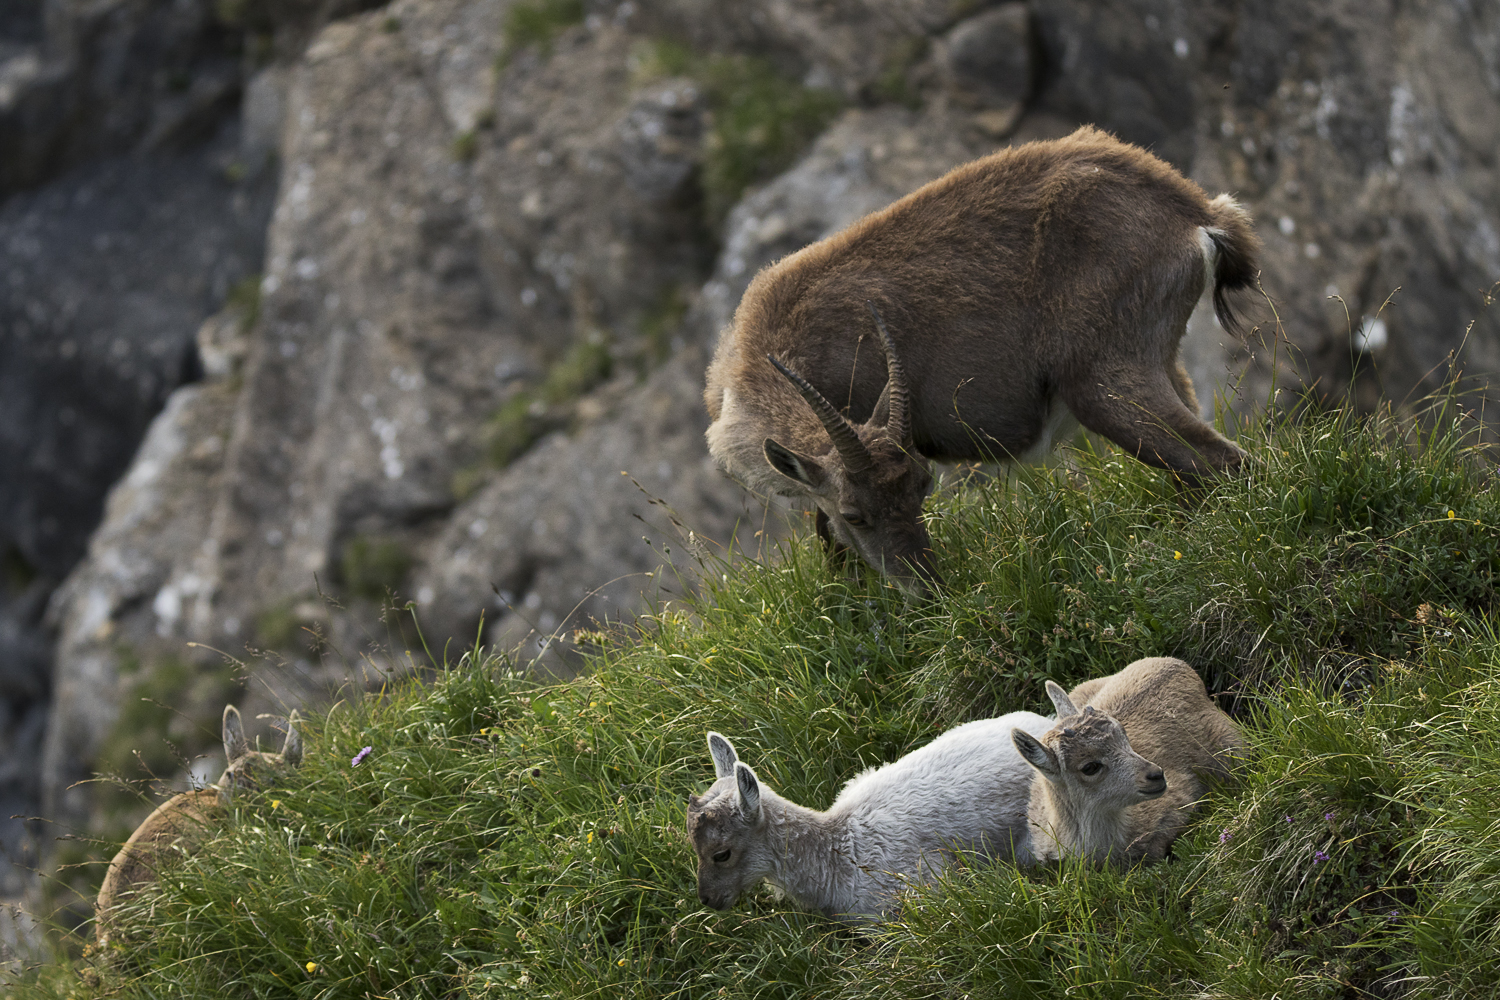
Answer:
[0,0,1495,957]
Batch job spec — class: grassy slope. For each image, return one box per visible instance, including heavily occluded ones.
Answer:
[13,400,1500,999]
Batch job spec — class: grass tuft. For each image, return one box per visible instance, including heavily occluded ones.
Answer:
[14,397,1500,997]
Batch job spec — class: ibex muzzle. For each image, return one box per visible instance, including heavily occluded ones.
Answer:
[704,126,1260,595]
[761,303,940,597]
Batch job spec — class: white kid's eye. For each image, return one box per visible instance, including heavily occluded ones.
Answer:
[712,849,731,863]
[1080,762,1103,776]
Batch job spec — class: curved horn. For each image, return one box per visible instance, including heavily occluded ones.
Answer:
[766,354,873,473]
[865,301,911,447]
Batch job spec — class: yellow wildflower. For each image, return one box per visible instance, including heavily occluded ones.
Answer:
[1448,510,1456,518]
[1173,551,1183,560]
[306,961,319,973]
[271,799,282,810]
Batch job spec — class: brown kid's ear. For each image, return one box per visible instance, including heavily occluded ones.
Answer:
[223,705,248,764]
[1045,680,1081,720]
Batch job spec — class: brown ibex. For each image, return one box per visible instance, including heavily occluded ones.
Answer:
[704,126,1260,596]
[94,705,302,949]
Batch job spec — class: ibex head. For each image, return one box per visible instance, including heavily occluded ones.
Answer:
[1012,682,1166,812]
[686,732,775,911]
[762,302,939,598]
[217,704,302,802]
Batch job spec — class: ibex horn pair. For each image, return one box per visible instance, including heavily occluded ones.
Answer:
[765,301,912,469]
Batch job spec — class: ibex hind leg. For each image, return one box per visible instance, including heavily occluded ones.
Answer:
[1061,364,1244,485]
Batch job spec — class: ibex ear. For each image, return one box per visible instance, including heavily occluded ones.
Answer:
[707,731,738,778]
[1045,680,1081,719]
[222,705,248,764]
[763,438,826,491]
[734,762,762,822]
[1012,728,1059,778]
[280,713,303,768]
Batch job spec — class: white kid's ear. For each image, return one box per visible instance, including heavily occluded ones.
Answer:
[1045,680,1081,719]
[1012,728,1060,778]
[763,438,827,491]
[734,762,762,822]
[222,705,248,763]
[707,732,738,778]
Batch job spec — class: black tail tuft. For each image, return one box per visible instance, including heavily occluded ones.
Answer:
[1204,194,1262,337]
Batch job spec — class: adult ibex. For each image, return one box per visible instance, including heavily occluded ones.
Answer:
[704,126,1260,596]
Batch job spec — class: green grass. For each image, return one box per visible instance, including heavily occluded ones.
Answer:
[14,397,1500,997]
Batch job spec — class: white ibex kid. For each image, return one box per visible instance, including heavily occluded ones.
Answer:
[1011,657,1243,865]
[94,704,302,947]
[687,712,1052,921]
[705,126,1260,597]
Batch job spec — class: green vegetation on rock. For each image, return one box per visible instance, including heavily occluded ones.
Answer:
[18,397,1500,997]
[255,596,325,651]
[635,40,844,228]
[340,535,414,601]
[498,0,585,67]
[481,332,614,470]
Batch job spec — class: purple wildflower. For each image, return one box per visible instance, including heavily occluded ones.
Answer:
[1219,828,1232,843]
[352,745,373,767]
[1285,815,1293,824]
[1313,849,1330,863]
[1324,811,1335,822]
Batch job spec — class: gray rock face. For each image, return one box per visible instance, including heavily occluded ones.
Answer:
[0,0,384,196]
[0,129,273,578]
[936,4,1035,113]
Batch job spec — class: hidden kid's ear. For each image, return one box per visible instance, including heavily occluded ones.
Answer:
[734,762,762,822]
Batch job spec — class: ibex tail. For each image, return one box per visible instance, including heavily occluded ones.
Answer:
[1203,194,1261,336]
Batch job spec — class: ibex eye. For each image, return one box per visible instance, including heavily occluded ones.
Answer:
[842,513,867,527]
[712,849,732,863]
[1080,762,1103,776]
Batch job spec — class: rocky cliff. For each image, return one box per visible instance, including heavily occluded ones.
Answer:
[2,0,1496,949]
